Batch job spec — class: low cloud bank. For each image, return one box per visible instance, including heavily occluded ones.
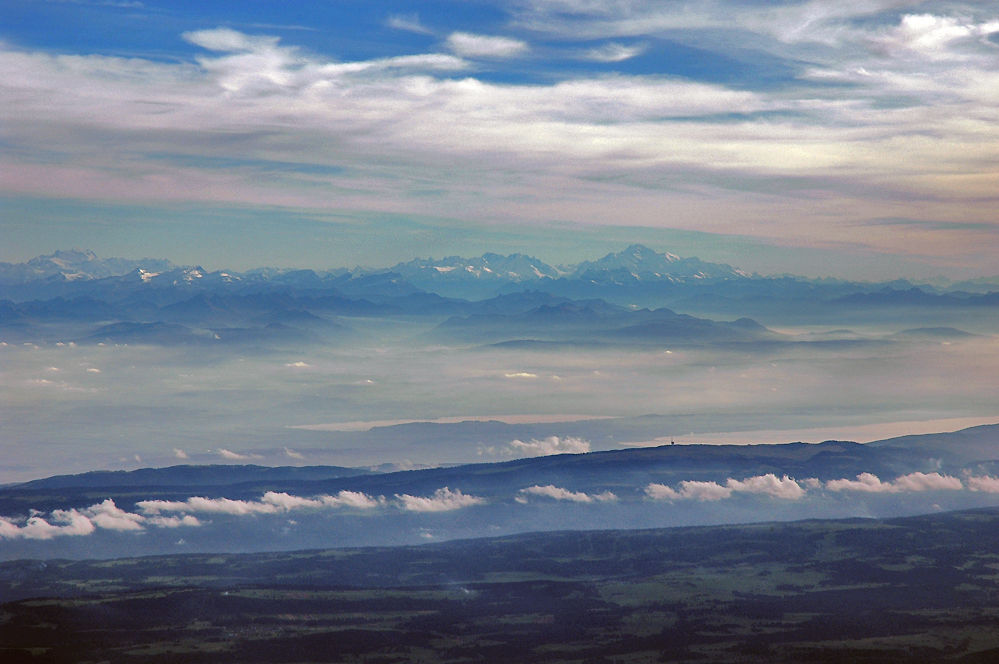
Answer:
[138,491,385,515]
[480,436,591,458]
[518,485,618,503]
[395,487,485,512]
[1,486,488,539]
[139,488,482,516]
[646,474,806,502]
[647,471,970,502]
[6,469,996,540]
[826,472,963,493]
[0,499,200,540]
[729,474,807,499]
[968,476,999,493]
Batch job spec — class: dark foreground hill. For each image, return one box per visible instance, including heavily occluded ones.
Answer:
[5,508,999,663]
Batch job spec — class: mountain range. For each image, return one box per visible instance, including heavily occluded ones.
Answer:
[3,246,997,309]
[2,245,998,346]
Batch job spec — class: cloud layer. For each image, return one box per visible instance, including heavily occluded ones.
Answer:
[6,469,999,539]
[137,490,387,515]
[518,485,618,503]
[481,436,591,458]
[395,487,486,512]
[0,499,201,540]
[646,471,970,501]
[446,32,529,58]
[0,486,490,539]
[825,471,964,493]
[4,5,999,261]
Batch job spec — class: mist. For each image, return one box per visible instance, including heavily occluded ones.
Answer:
[3,324,998,483]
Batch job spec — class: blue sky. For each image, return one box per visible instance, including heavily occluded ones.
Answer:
[3,0,999,276]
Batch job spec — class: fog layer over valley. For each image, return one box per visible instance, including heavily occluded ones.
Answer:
[2,246,998,485]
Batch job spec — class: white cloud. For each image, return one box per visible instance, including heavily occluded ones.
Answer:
[892,471,963,492]
[483,436,591,458]
[584,42,646,62]
[505,372,538,378]
[147,515,202,528]
[137,490,384,516]
[0,499,201,540]
[727,474,806,499]
[877,14,999,59]
[395,487,485,512]
[4,19,999,258]
[388,13,433,35]
[677,480,733,501]
[644,480,733,501]
[325,491,384,509]
[284,447,305,459]
[173,448,189,459]
[261,492,323,510]
[217,448,263,460]
[645,483,680,500]
[521,485,594,502]
[218,448,247,460]
[183,27,280,53]
[446,32,529,58]
[646,474,806,501]
[84,499,146,531]
[967,476,999,493]
[515,0,929,44]
[826,471,963,493]
[0,509,95,540]
[825,472,896,492]
[139,496,281,515]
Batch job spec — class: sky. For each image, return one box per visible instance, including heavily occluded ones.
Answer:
[3,0,999,277]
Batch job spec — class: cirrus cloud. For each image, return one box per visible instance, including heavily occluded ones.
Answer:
[6,17,999,262]
[446,32,529,58]
[584,42,647,62]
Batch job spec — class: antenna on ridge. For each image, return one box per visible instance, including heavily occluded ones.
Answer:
[670,437,675,446]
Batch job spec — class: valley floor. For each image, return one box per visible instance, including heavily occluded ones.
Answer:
[5,508,999,663]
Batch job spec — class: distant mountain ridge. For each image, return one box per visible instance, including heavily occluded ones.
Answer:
[1,245,744,290]
[569,244,750,281]
[0,249,177,285]
[3,247,998,324]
